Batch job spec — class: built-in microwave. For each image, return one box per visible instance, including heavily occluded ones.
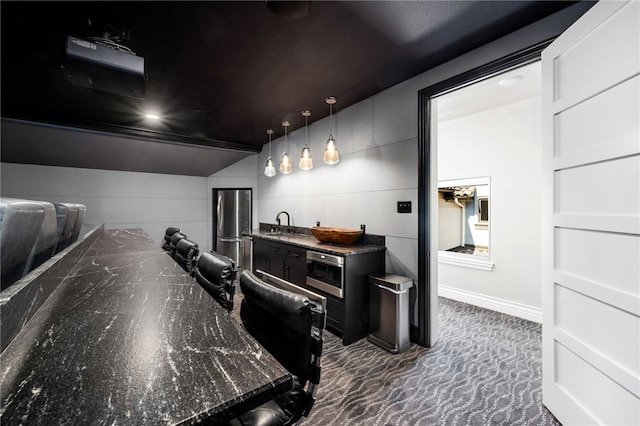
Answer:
[306,251,344,299]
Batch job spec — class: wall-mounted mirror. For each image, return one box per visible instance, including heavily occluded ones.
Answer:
[438,177,493,270]
[438,178,490,256]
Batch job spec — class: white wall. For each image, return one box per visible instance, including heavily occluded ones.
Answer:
[211,94,420,282]
[254,94,419,283]
[0,163,210,249]
[437,95,543,320]
[207,3,590,327]
[210,89,421,324]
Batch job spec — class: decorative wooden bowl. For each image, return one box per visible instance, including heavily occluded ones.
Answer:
[310,227,363,245]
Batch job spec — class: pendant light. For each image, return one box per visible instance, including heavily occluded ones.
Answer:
[299,110,313,170]
[264,129,276,177]
[279,121,292,174]
[323,96,340,165]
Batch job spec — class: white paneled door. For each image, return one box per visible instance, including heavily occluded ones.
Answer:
[541,1,640,425]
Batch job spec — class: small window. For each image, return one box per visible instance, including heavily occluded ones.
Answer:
[478,197,489,223]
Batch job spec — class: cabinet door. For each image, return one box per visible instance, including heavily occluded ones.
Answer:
[284,246,306,286]
[270,258,285,279]
[286,265,306,287]
[253,239,269,274]
[324,294,344,335]
[267,242,286,278]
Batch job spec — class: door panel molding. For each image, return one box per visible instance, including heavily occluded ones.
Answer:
[542,1,640,424]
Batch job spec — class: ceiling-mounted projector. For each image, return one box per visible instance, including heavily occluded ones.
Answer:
[62,35,145,98]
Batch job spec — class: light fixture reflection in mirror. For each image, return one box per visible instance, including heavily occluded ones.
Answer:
[264,129,276,177]
[323,96,340,165]
[299,110,313,170]
[280,121,292,174]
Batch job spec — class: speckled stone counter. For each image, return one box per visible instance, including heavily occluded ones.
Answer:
[249,229,386,256]
[1,229,292,425]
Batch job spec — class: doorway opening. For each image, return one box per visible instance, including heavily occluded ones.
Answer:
[434,60,541,275]
[417,43,549,347]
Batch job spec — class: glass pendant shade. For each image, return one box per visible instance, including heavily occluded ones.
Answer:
[323,135,340,165]
[324,97,340,165]
[264,129,276,177]
[280,150,292,174]
[299,145,313,170]
[279,121,292,174]
[299,109,313,170]
[264,156,276,177]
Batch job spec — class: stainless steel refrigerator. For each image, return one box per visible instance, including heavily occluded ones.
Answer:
[214,189,251,268]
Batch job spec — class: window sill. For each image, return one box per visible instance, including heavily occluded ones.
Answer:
[438,251,494,271]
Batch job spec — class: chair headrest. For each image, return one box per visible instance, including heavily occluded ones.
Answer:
[197,251,236,284]
[176,238,198,252]
[170,232,186,245]
[165,227,181,237]
[240,270,311,337]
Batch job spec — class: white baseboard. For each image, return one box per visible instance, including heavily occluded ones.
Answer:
[438,285,542,323]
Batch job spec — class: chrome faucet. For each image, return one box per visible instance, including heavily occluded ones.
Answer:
[275,211,290,230]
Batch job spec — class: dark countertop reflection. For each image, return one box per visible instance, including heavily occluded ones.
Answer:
[1,229,291,424]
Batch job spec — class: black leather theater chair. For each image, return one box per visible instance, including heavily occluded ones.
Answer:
[227,270,326,426]
[69,204,86,246]
[23,201,58,275]
[1,198,47,290]
[169,232,187,258]
[174,238,199,276]
[53,203,79,254]
[194,251,237,312]
[162,227,181,252]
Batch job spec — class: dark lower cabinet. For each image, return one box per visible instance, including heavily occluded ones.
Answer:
[252,236,385,345]
[284,246,306,286]
[253,240,270,275]
[333,251,384,345]
[252,238,306,287]
[323,293,343,335]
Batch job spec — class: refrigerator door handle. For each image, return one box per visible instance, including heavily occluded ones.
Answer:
[217,194,223,232]
[219,237,241,242]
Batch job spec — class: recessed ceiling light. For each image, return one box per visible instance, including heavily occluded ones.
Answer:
[145,113,160,120]
[498,76,522,87]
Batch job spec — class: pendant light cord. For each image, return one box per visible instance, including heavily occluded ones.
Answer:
[329,102,333,136]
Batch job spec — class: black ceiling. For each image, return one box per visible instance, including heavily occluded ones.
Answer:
[1,1,581,175]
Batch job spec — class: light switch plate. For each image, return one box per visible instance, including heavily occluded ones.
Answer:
[397,201,411,213]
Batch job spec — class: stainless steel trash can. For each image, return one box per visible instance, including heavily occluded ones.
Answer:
[368,274,413,354]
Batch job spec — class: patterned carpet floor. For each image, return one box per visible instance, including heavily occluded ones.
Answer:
[302,297,560,426]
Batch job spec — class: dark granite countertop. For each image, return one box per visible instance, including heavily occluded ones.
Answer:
[248,229,386,256]
[1,229,292,425]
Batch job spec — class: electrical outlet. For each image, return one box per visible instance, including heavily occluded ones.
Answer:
[397,201,412,213]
